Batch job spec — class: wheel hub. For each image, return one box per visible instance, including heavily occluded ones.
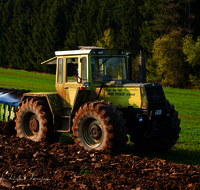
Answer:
[29,118,39,132]
[90,124,101,140]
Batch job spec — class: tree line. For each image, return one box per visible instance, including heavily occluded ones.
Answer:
[0,0,199,88]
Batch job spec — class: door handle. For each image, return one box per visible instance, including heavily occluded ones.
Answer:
[64,87,68,89]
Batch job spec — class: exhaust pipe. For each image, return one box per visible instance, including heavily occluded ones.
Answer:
[127,53,133,80]
[139,50,146,83]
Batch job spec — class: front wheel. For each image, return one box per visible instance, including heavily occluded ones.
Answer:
[72,100,128,153]
[131,100,181,152]
[15,98,54,142]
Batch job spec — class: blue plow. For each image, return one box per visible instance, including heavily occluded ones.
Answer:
[0,88,31,107]
[0,88,31,122]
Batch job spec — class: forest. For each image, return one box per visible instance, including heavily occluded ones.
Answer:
[0,0,200,88]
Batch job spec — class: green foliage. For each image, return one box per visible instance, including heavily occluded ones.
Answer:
[151,30,188,86]
[96,28,114,48]
[0,0,200,86]
[146,58,162,84]
[182,35,200,87]
[65,0,101,49]
[0,0,77,72]
[80,167,92,175]
[139,0,190,53]
[111,0,143,53]
[183,35,200,67]
[126,134,132,145]
[139,0,162,53]
[188,75,200,88]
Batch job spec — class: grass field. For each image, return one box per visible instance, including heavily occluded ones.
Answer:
[0,68,56,92]
[0,68,200,166]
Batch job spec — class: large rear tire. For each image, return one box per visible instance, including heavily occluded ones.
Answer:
[131,100,181,152]
[15,98,54,142]
[72,100,128,153]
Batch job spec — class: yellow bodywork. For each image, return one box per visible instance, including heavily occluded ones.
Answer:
[41,49,144,112]
[99,87,141,108]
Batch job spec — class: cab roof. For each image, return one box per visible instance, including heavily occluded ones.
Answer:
[41,47,125,65]
[55,46,104,56]
[55,50,91,56]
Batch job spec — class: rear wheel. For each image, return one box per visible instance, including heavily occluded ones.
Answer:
[15,98,54,142]
[131,100,181,152]
[72,100,128,153]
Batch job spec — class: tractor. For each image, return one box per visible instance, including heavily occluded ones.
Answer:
[0,46,180,153]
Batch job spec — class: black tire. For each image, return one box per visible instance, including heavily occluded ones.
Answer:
[15,98,55,142]
[72,100,128,153]
[131,100,181,152]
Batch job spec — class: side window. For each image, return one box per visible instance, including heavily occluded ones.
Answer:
[81,57,87,83]
[57,58,63,84]
[66,58,78,82]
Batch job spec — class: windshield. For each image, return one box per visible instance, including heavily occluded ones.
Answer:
[91,56,127,82]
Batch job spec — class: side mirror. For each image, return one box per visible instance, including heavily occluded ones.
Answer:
[67,63,74,76]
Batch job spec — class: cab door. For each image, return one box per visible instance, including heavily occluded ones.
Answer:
[63,56,81,108]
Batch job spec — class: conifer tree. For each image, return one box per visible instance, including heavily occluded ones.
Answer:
[1,0,15,68]
[65,0,101,49]
[139,0,192,53]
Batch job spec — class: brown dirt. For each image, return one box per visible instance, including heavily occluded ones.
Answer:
[0,121,200,189]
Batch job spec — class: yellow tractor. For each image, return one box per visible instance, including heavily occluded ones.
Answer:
[0,47,180,153]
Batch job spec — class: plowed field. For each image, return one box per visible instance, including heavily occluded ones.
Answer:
[0,121,200,190]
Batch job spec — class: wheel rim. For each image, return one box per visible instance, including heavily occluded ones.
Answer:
[82,119,103,148]
[22,112,39,139]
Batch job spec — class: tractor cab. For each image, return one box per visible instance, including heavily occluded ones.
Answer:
[42,47,130,111]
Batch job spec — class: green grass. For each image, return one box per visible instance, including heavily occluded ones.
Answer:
[163,87,200,152]
[163,87,200,165]
[0,68,56,92]
[0,68,200,165]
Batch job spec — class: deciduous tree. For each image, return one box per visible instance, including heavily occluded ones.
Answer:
[183,35,200,86]
[151,30,188,87]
